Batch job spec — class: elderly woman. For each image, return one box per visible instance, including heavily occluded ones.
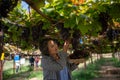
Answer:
[39,38,79,80]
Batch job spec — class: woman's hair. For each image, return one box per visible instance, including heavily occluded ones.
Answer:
[39,38,58,56]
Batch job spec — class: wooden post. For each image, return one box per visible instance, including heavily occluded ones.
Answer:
[0,17,4,80]
[13,60,15,74]
[0,28,3,80]
[0,61,3,80]
[90,52,93,64]
[84,61,86,68]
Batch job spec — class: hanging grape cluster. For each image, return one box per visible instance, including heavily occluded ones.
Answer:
[69,49,90,59]
[92,39,100,46]
[21,27,30,41]
[56,22,82,50]
[0,0,18,17]
[0,21,2,31]
[72,29,81,50]
[56,22,71,40]
[106,28,120,41]
[20,21,47,48]
[0,22,13,43]
[98,12,111,34]
[32,21,47,48]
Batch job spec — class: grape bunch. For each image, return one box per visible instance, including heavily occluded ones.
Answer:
[56,22,71,40]
[32,22,46,40]
[69,49,90,59]
[0,0,18,17]
[32,21,47,47]
[21,27,30,41]
[92,39,100,46]
[106,28,120,41]
[0,22,1,30]
[72,29,81,38]
[107,28,114,41]
[72,29,81,50]
[98,12,111,34]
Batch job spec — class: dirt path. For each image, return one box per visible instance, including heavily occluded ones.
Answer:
[93,58,120,80]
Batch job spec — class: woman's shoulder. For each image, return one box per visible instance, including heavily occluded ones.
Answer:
[41,55,56,65]
[42,55,53,60]
[42,55,49,59]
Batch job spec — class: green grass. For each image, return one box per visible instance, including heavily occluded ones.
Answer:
[27,71,43,79]
[72,58,110,80]
[3,66,43,80]
[112,58,120,67]
[3,65,31,80]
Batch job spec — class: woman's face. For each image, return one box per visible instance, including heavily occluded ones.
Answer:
[48,40,58,56]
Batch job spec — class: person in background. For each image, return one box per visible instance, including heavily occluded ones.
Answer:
[20,54,25,71]
[35,55,40,70]
[14,50,20,73]
[39,38,80,80]
[29,55,35,67]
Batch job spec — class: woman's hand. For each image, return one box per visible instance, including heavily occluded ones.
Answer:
[63,40,70,53]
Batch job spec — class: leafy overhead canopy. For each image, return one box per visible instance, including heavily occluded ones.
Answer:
[0,0,120,50]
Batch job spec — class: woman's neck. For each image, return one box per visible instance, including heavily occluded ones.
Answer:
[51,53,60,60]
